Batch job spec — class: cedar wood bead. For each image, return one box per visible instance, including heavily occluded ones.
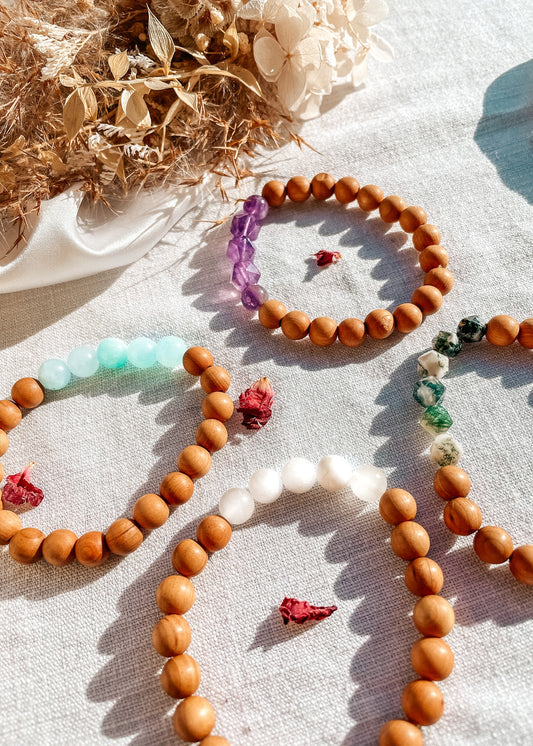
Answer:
[262,180,286,207]
[518,318,533,349]
[413,224,441,251]
[105,518,143,556]
[182,347,214,376]
[404,557,444,596]
[378,720,423,746]
[379,195,407,223]
[443,497,482,536]
[172,539,208,577]
[424,267,454,295]
[365,309,395,339]
[0,510,22,544]
[161,654,201,699]
[281,310,311,340]
[473,525,514,564]
[311,172,336,200]
[412,595,455,637]
[160,471,195,505]
[402,679,444,726]
[391,521,430,561]
[173,696,216,742]
[411,285,443,315]
[334,177,359,204]
[0,400,22,431]
[200,366,231,394]
[9,527,45,564]
[197,515,232,552]
[0,461,3,482]
[195,419,228,453]
[434,465,471,500]
[399,206,427,233]
[258,299,287,329]
[177,445,212,480]
[393,303,423,334]
[419,244,449,272]
[379,488,417,525]
[0,429,8,457]
[411,637,454,681]
[157,575,196,615]
[42,529,77,566]
[133,493,170,529]
[509,545,533,585]
[152,614,192,657]
[486,314,520,346]
[75,531,109,567]
[337,318,366,347]
[357,184,384,211]
[309,317,338,346]
[200,738,230,746]
[286,175,311,202]
[11,378,44,409]
[201,392,234,422]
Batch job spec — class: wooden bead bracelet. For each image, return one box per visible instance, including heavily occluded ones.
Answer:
[150,457,454,744]
[227,174,454,347]
[413,314,533,586]
[0,343,234,569]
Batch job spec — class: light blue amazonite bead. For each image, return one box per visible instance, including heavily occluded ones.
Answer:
[38,359,71,391]
[67,346,99,378]
[155,336,187,368]
[97,338,128,369]
[127,337,157,368]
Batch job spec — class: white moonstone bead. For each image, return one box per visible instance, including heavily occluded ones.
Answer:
[248,468,283,504]
[350,465,387,503]
[281,458,317,494]
[317,455,353,492]
[430,433,463,467]
[218,488,255,525]
[417,349,449,379]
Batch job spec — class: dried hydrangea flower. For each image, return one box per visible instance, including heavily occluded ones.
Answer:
[279,596,338,625]
[237,376,274,429]
[314,249,342,267]
[2,463,44,508]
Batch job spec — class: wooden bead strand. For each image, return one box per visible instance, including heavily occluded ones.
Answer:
[226,175,454,348]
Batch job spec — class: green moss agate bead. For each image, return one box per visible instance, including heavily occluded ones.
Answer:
[97,338,128,369]
[67,346,99,378]
[432,331,462,358]
[417,350,449,379]
[156,336,187,368]
[420,405,453,435]
[457,316,487,343]
[413,377,445,407]
[38,359,71,391]
[127,337,157,368]
[430,433,463,466]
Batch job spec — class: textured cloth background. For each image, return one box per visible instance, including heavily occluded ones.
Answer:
[1,1,532,744]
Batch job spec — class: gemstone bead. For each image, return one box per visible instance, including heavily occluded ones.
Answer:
[218,487,255,525]
[243,194,269,221]
[420,405,453,435]
[248,468,283,504]
[156,336,187,368]
[231,261,261,291]
[417,350,449,379]
[38,359,71,390]
[67,346,99,378]
[413,377,445,407]
[317,455,353,492]
[230,212,260,240]
[226,235,255,263]
[241,284,268,310]
[97,338,128,369]
[430,433,463,466]
[349,465,387,502]
[432,330,462,357]
[457,315,487,342]
[281,458,317,494]
[127,337,157,368]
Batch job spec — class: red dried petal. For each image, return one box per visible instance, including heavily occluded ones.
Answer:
[2,463,44,508]
[314,250,342,267]
[237,377,274,430]
[279,596,338,625]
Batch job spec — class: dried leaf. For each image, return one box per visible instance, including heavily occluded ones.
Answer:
[217,63,263,98]
[2,136,26,155]
[40,151,67,174]
[175,88,199,115]
[124,90,151,128]
[59,74,78,88]
[147,7,175,71]
[79,86,98,120]
[108,50,130,80]
[223,20,239,61]
[174,44,210,65]
[63,89,86,140]
[144,78,173,90]
[96,148,125,183]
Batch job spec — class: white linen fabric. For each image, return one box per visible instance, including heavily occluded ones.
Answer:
[0,2,532,746]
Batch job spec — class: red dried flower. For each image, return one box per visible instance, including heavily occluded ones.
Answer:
[279,596,338,625]
[314,250,342,267]
[2,463,44,508]
[237,377,274,430]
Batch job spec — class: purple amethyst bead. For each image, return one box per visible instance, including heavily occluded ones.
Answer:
[243,194,269,221]
[231,260,261,291]
[241,284,269,310]
[226,236,255,263]
[230,212,260,240]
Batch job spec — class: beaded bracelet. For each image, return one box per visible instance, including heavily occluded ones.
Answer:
[412,314,533,586]
[0,342,234,569]
[149,456,454,745]
[227,174,454,347]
